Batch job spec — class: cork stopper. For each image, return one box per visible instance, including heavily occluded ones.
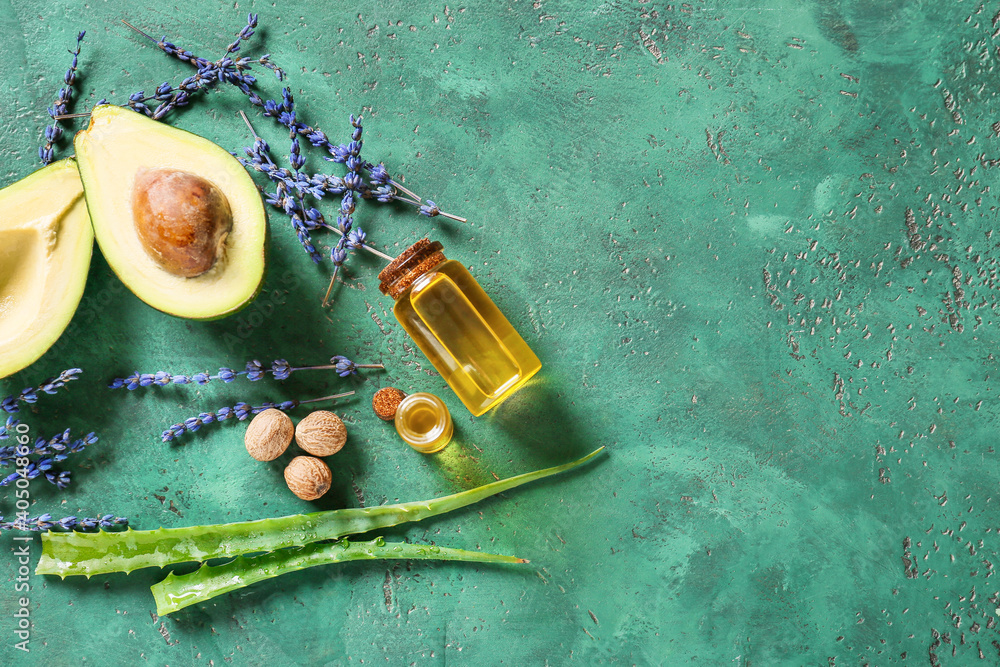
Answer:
[373,387,407,421]
[378,239,446,300]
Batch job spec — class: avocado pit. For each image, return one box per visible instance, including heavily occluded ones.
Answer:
[132,168,233,278]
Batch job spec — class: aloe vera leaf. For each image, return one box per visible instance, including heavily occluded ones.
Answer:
[152,537,527,616]
[38,447,604,578]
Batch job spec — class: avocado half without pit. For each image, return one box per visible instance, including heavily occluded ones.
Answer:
[0,159,93,379]
[75,105,267,319]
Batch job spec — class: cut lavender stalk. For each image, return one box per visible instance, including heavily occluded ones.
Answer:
[1,513,127,532]
[161,391,355,442]
[39,31,85,165]
[2,368,82,414]
[109,356,382,390]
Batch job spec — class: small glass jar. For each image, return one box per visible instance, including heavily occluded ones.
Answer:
[378,239,542,416]
[394,392,453,453]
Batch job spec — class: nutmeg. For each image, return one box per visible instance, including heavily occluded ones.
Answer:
[294,410,347,457]
[372,387,407,421]
[244,409,293,461]
[284,455,332,500]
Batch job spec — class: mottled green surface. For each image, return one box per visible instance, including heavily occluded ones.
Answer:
[2,0,1000,664]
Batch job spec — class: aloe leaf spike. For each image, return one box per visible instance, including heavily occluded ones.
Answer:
[38,447,605,578]
[152,537,527,615]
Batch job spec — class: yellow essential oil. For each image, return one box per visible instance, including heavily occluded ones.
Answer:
[378,240,542,416]
[394,392,453,453]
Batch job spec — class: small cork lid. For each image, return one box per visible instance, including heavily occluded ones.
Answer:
[373,387,407,421]
[378,239,446,299]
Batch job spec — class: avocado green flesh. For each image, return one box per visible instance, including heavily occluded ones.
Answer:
[0,159,93,379]
[75,105,267,320]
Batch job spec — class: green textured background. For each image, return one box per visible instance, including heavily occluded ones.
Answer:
[2,0,999,664]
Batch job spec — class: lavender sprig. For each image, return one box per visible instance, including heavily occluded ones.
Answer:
[161,391,355,442]
[119,15,282,121]
[0,429,96,468]
[39,31,85,165]
[0,513,128,532]
[223,13,258,57]
[109,356,382,390]
[1,459,71,490]
[1,368,82,414]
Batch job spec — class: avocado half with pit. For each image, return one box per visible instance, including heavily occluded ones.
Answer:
[0,159,93,379]
[75,105,267,320]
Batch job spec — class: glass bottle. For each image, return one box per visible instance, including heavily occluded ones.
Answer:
[378,239,542,416]
[394,392,453,453]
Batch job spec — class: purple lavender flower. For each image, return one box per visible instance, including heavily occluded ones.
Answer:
[0,416,19,441]
[245,360,265,381]
[2,368,82,414]
[369,163,390,185]
[270,359,292,380]
[0,427,97,491]
[419,200,441,217]
[328,144,351,163]
[1,457,66,489]
[331,356,358,377]
[371,185,394,203]
[347,228,367,250]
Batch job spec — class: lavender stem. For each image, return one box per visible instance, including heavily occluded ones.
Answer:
[322,266,340,307]
[290,363,383,372]
[438,211,468,223]
[120,19,158,43]
[299,391,355,405]
[323,225,395,261]
[389,179,421,202]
